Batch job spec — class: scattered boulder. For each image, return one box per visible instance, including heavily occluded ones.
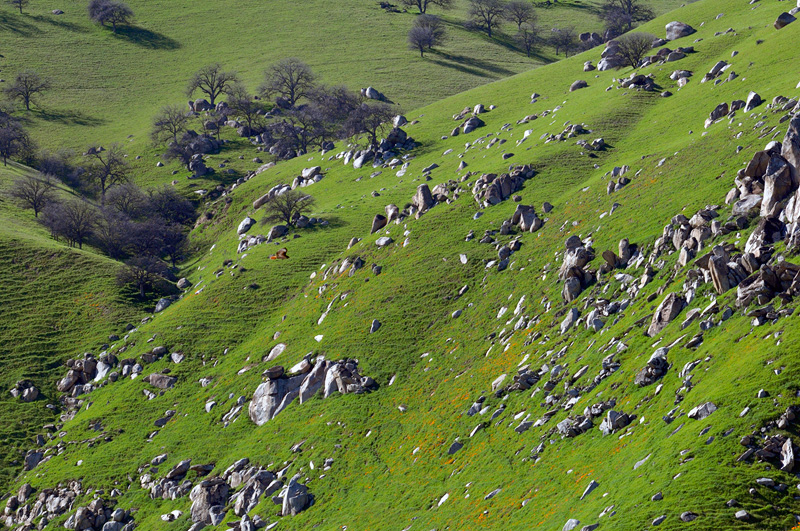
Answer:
[570,80,588,92]
[775,12,797,29]
[665,21,696,40]
[647,293,686,336]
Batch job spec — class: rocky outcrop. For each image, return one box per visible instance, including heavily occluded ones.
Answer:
[559,236,595,302]
[190,477,230,524]
[9,380,38,402]
[634,348,669,387]
[62,498,135,531]
[647,293,686,336]
[249,358,377,425]
[472,166,535,207]
[275,476,312,516]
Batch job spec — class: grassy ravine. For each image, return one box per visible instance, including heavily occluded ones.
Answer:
[4,0,800,531]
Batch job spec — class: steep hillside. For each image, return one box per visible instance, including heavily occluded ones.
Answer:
[4,0,800,530]
[0,164,144,487]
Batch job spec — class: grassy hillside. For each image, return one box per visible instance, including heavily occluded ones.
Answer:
[4,0,800,530]
[0,164,144,486]
[0,0,682,154]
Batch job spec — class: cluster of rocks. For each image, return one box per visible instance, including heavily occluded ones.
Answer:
[56,352,118,398]
[617,73,657,92]
[739,431,797,472]
[556,400,622,438]
[705,93,762,128]
[9,380,38,402]
[575,137,607,152]
[600,238,637,273]
[168,130,223,178]
[596,21,695,71]
[140,457,206,501]
[559,236,596,302]
[579,31,603,49]
[508,204,544,234]
[645,44,695,68]
[543,123,591,143]
[634,347,670,387]
[3,481,85,530]
[249,357,377,425]
[338,127,417,170]
[62,499,135,531]
[450,104,489,136]
[472,165,536,207]
[187,458,313,528]
[700,60,734,85]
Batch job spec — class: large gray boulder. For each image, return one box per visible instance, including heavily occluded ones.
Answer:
[189,478,230,524]
[412,184,434,212]
[280,477,310,516]
[647,292,686,336]
[237,217,256,235]
[761,155,794,216]
[570,80,588,92]
[144,373,177,389]
[665,21,696,40]
[775,12,797,29]
[267,225,288,242]
[248,374,305,426]
[371,214,387,234]
[782,115,800,173]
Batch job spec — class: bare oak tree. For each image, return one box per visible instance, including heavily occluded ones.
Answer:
[342,102,395,147]
[504,1,535,30]
[468,0,507,38]
[226,83,267,137]
[8,173,55,217]
[260,58,315,108]
[259,189,316,227]
[40,199,97,249]
[408,15,447,57]
[9,0,29,14]
[600,0,654,33]
[0,115,34,166]
[550,26,577,56]
[83,144,130,199]
[151,104,190,145]
[88,0,134,33]
[615,32,656,67]
[117,255,169,297]
[5,70,50,111]
[400,0,453,14]
[516,22,540,57]
[186,63,238,106]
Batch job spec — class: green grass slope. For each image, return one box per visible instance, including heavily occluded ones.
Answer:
[0,0,682,155]
[5,0,800,530]
[0,164,143,486]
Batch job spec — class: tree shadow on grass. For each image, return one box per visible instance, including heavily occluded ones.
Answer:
[34,109,108,127]
[0,12,36,36]
[426,50,517,78]
[28,14,87,33]
[111,26,180,50]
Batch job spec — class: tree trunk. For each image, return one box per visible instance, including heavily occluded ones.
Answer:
[139,283,146,298]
